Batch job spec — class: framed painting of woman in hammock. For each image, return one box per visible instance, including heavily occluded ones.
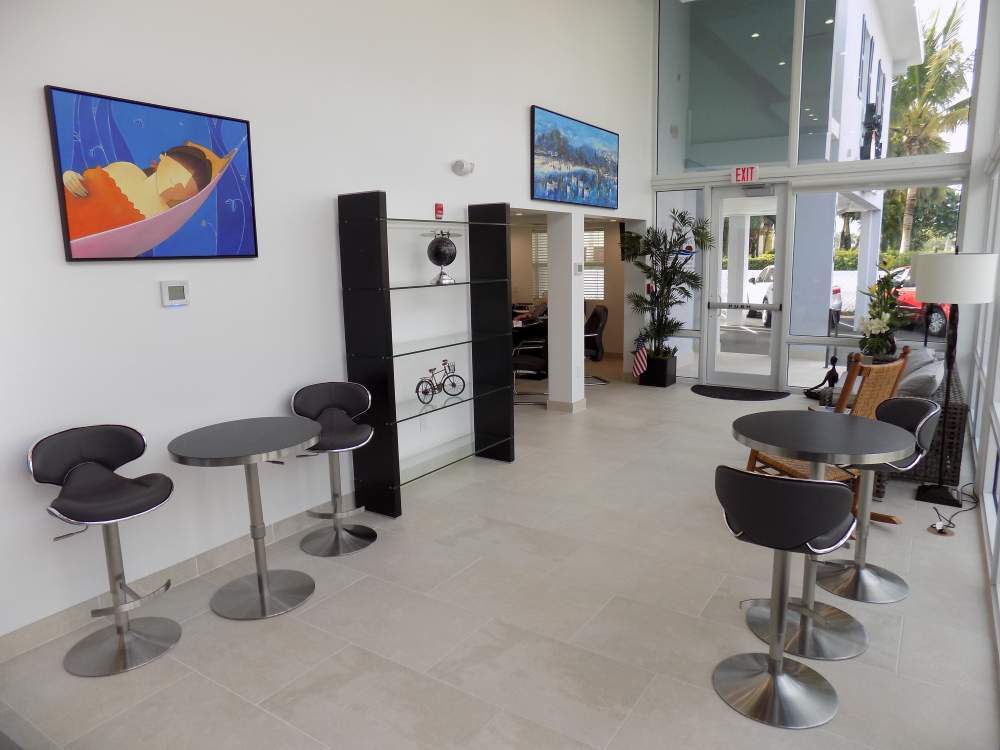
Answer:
[45,85,258,261]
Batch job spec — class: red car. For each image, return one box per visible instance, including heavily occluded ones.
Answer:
[890,266,950,337]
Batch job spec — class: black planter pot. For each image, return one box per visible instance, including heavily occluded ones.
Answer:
[639,356,676,387]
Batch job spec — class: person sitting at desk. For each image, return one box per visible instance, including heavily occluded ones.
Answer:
[514,301,547,323]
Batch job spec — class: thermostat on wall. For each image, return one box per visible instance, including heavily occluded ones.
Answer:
[160,280,189,307]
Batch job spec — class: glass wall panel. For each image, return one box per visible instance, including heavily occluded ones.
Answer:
[798,0,837,163]
[655,0,978,175]
[674,336,700,379]
[658,0,794,172]
[656,189,706,330]
[790,184,962,342]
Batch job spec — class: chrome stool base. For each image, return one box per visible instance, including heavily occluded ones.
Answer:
[815,559,909,604]
[300,523,377,557]
[64,617,181,677]
[712,653,839,729]
[210,569,315,620]
[746,597,868,660]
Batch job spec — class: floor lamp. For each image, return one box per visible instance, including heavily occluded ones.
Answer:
[912,251,998,507]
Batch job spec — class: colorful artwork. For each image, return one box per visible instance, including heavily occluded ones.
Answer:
[531,106,619,210]
[45,86,257,261]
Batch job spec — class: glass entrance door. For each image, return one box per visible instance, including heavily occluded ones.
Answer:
[705,184,786,389]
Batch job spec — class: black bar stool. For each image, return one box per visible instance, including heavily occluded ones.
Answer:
[291,382,377,557]
[873,397,942,473]
[28,425,181,677]
[712,466,856,730]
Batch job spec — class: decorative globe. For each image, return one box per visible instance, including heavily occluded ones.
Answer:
[427,233,457,268]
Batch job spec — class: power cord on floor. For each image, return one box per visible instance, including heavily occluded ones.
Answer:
[929,481,979,535]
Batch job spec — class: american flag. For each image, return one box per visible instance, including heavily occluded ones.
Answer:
[632,334,648,379]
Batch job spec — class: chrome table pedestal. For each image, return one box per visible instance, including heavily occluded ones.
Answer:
[714,550,839,729]
[731,411,914,659]
[743,461,867,660]
[816,469,910,604]
[211,463,316,620]
[169,417,321,621]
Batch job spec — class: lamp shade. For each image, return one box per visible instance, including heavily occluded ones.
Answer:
[912,253,999,304]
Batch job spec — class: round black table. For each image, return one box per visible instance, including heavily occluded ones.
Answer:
[169,417,321,620]
[732,410,914,660]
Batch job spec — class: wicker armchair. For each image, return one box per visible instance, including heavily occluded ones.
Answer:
[747,347,910,523]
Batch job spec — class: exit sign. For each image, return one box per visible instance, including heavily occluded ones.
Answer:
[732,165,759,184]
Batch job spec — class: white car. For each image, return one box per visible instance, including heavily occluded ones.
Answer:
[746,265,842,329]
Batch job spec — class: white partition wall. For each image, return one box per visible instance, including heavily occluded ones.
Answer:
[547,212,586,410]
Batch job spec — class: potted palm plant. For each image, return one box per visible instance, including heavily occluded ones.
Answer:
[623,211,710,387]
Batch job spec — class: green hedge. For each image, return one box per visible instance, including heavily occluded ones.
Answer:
[833,249,858,270]
[747,254,774,270]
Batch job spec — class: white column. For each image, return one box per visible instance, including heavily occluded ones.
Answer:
[790,193,837,336]
[855,210,881,330]
[727,215,750,323]
[547,212,585,411]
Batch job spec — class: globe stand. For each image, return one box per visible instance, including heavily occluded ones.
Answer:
[431,267,456,285]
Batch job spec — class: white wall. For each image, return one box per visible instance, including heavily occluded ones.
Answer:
[0,0,656,635]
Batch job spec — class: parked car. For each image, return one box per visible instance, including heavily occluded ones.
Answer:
[746,265,842,329]
[888,266,949,337]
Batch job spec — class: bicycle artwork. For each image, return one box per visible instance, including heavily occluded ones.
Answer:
[415,360,466,404]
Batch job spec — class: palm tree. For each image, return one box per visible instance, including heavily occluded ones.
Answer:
[623,212,710,357]
[889,4,971,254]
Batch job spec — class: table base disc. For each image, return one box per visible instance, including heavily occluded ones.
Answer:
[815,559,909,604]
[64,617,181,677]
[210,569,315,620]
[300,524,376,557]
[746,598,868,660]
[713,653,838,729]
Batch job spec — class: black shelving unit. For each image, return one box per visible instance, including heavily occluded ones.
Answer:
[338,191,514,517]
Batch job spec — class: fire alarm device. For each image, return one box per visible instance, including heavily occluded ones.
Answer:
[435,203,444,220]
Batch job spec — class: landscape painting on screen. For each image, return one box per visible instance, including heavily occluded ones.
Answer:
[531,106,619,209]
[45,86,257,261]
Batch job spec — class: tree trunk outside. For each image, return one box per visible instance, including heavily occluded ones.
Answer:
[840,214,852,250]
[899,186,917,254]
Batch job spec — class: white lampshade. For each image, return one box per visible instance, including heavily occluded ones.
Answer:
[912,253,999,304]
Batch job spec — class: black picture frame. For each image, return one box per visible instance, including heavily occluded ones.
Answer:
[530,105,619,210]
[45,85,259,262]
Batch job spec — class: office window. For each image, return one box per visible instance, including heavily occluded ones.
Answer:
[531,231,548,298]
[584,230,606,300]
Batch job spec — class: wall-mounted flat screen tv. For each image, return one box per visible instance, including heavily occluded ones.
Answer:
[46,85,258,261]
[531,105,619,210]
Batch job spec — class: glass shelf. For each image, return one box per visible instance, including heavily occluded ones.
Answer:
[398,434,512,486]
[348,331,510,359]
[393,384,510,424]
[344,278,508,292]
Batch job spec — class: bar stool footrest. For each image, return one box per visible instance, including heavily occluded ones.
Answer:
[90,579,172,618]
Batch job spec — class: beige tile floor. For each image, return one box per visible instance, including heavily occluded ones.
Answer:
[2,379,999,749]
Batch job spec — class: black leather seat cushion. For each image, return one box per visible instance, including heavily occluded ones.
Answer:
[801,513,854,553]
[311,408,374,452]
[50,462,173,524]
